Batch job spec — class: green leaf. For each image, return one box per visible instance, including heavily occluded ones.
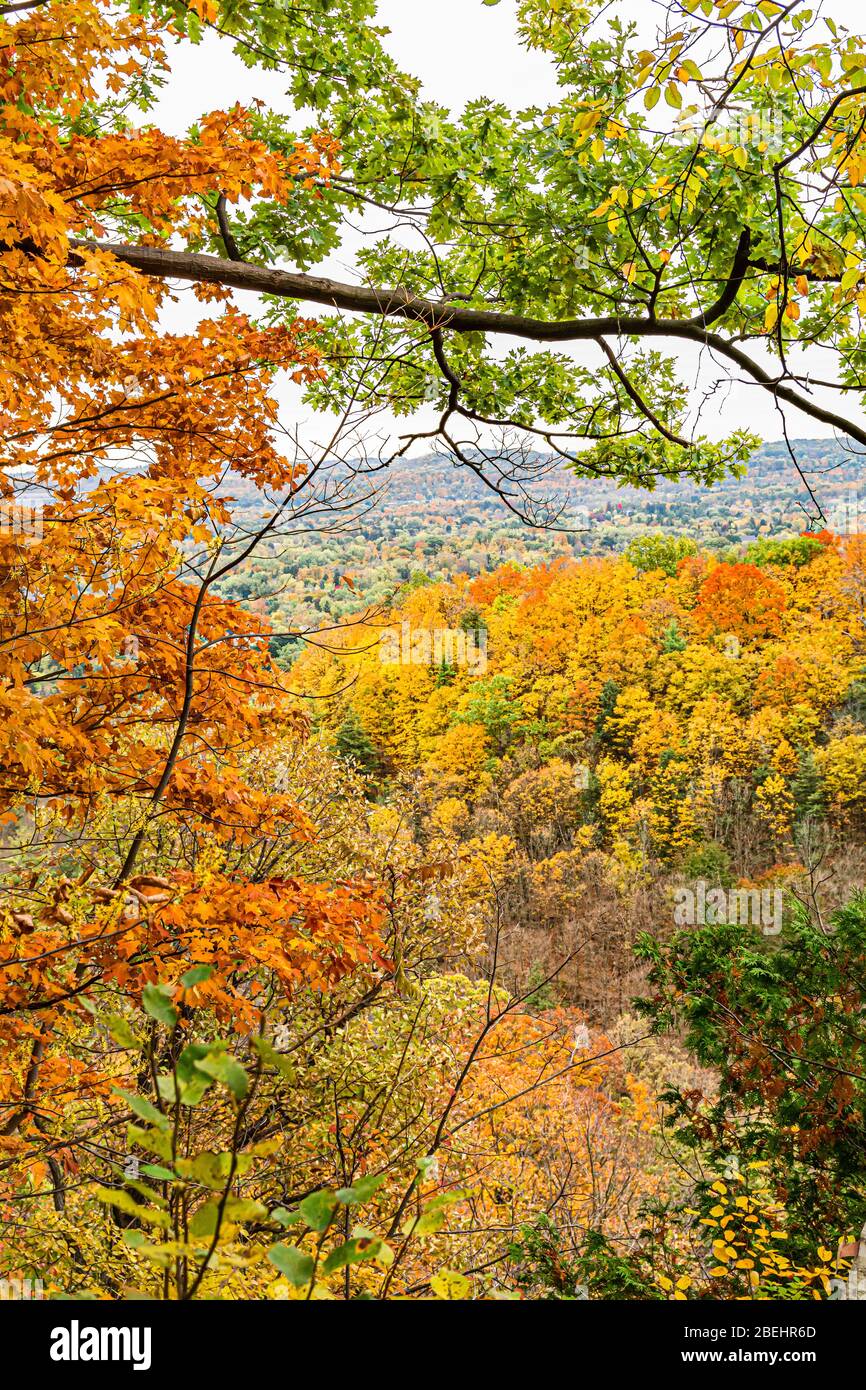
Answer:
[405,1190,465,1237]
[127,1123,173,1162]
[188,1196,266,1237]
[124,1177,168,1209]
[322,1235,393,1274]
[175,1043,218,1106]
[271,1206,301,1227]
[189,1202,220,1238]
[140,1164,176,1182]
[176,1149,253,1187]
[179,964,213,989]
[335,1174,385,1205]
[106,1014,140,1050]
[298,1190,338,1232]
[142,983,178,1028]
[268,1243,314,1286]
[194,1051,249,1100]
[223,1197,268,1222]
[252,1035,296,1081]
[184,1150,233,1190]
[113,1087,170,1131]
[156,1072,179,1105]
[94,1187,170,1229]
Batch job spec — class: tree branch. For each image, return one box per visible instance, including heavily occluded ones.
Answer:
[215,193,242,262]
[69,239,866,448]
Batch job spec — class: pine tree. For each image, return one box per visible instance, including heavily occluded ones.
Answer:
[791,746,825,825]
[594,680,621,746]
[662,620,687,653]
[334,709,380,780]
[434,660,457,687]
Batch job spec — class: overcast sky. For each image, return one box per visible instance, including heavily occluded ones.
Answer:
[152,1,866,455]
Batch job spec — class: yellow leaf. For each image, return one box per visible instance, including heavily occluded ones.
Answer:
[430,1270,470,1300]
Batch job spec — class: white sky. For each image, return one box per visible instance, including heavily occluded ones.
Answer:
[151,0,866,453]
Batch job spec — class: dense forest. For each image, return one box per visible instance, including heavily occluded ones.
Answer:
[2,0,866,1328]
[216,440,866,659]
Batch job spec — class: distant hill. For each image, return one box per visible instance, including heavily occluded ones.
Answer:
[215,439,866,657]
[226,437,866,542]
[360,439,866,530]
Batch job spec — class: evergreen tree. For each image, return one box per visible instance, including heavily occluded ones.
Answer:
[791,746,825,825]
[334,709,380,780]
[661,620,687,653]
[434,660,457,687]
[593,680,621,746]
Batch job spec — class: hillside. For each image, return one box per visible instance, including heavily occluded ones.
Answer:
[217,439,866,659]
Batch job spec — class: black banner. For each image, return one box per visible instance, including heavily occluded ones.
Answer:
[3,1296,861,1379]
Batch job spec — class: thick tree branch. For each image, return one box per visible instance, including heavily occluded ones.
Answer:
[69,238,866,448]
[67,238,752,342]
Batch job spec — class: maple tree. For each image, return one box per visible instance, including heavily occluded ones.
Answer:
[693,562,787,642]
[0,0,396,1292]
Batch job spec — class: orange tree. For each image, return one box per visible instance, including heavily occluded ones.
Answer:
[5,0,866,1300]
[0,0,398,1289]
